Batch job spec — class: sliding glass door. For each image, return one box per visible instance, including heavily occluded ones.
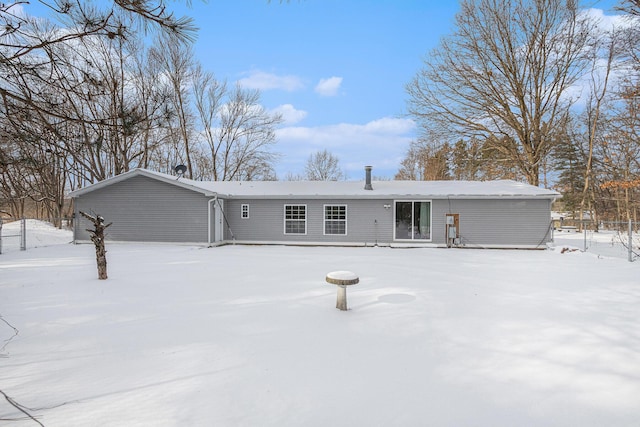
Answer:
[394,201,431,241]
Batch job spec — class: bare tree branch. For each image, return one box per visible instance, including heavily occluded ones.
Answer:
[407,0,595,185]
[304,149,347,181]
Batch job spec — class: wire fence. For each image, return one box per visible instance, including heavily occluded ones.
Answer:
[1,217,637,262]
[553,220,639,262]
[0,218,26,254]
[0,218,73,255]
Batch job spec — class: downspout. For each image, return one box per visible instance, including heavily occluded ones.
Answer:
[208,194,218,246]
[72,199,78,244]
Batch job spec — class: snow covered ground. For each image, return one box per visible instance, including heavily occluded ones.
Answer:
[1,222,639,426]
[553,227,639,260]
[0,219,73,254]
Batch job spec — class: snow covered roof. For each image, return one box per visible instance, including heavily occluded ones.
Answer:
[69,168,560,200]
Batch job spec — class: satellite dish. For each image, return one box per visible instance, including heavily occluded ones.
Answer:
[174,164,187,177]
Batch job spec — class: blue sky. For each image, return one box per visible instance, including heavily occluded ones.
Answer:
[171,0,463,179]
[176,0,622,180]
[26,0,622,179]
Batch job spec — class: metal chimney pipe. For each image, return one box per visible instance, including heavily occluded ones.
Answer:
[364,166,373,190]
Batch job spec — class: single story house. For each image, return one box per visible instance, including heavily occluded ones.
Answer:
[69,167,559,248]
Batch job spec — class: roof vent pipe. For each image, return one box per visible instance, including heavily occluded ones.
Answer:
[364,166,373,190]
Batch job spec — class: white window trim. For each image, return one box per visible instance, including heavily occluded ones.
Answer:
[323,204,347,236]
[283,204,307,235]
[241,204,250,219]
[393,200,432,242]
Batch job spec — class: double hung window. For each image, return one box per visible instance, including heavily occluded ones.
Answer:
[324,205,347,235]
[284,204,306,234]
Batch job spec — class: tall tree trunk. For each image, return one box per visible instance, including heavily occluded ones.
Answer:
[579,33,616,231]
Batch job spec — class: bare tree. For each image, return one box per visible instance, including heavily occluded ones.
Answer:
[282,171,306,181]
[618,0,640,16]
[69,28,165,178]
[0,0,195,124]
[596,84,640,223]
[193,71,282,181]
[150,35,198,178]
[396,135,524,182]
[451,138,483,180]
[0,1,195,218]
[304,149,347,181]
[407,0,595,186]
[577,30,618,229]
[1,23,170,188]
[395,141,450,180]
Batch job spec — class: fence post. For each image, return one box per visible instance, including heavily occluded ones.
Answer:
[0,217,3,255]
[20,218,26,251]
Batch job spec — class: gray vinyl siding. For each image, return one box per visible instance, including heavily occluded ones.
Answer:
[432,199,553,247]
[74,175,210,243]
[71,172,554,247]
[224,199,394,244]
[223,198,552,247]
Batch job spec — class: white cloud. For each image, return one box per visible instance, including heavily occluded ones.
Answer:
[270,104,308,125]
[237,70,305,92]
[565,8,639,109]
[363,117,416,134]
[314,77,343,97]
[582,7,637,33]
[277,117,415,148]
[275,117,416,179]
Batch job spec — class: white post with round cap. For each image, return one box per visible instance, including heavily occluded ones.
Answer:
[326,271,359,311]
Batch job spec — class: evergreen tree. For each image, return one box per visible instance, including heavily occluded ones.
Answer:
[553,139,586,215]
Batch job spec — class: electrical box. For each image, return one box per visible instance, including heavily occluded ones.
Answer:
[448,226,457,239]
[446,216,455,225]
